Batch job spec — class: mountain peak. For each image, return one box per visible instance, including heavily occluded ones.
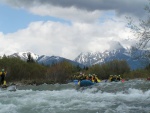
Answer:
[75,45,150,70]
[10,51,39,61]
[108,41,124,51]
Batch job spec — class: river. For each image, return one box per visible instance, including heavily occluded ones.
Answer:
[0,79,150,113]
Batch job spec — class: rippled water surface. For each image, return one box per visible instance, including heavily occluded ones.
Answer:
[0,79,150,113]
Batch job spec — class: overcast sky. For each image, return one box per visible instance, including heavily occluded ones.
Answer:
[0,0,148,59]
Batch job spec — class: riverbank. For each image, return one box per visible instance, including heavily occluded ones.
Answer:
[6,77,150,87]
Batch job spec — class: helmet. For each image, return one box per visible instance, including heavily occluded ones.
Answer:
[2,69,4,72]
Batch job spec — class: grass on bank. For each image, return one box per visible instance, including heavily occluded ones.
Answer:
[0,57,149,85]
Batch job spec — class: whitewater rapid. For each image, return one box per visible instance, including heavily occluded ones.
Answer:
[0,79,150,113]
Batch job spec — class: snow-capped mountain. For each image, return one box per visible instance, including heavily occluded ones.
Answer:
[37,55,84,67]
[5,41,150,70]
[75,43,150,70]
[8,52,84,68]
[75,48,128,66]
[9,52,39,61]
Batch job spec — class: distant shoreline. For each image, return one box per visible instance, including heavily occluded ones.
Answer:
[6,78,149,86]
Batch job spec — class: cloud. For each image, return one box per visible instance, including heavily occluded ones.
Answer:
[0,20,134,59]
[0,32,21,55]
[29,4,102,23]
[0,0,143,59]
[1,0,148,18]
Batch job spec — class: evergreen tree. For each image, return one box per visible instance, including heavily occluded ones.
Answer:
[27,53,35,63]
[76,65,82,71]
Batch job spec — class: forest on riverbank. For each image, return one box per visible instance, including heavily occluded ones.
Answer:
[0,56,149,85]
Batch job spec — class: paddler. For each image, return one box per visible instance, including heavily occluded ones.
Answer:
[0,69,7,86]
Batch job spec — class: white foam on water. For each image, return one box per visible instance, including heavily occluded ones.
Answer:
[0,80,149,113]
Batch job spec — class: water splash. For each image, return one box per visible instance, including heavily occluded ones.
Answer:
[0,79,150,113]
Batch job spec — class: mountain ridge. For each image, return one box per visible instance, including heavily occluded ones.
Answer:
[74,45,150,70]
[8,52,84,68]
[3,42,150,70]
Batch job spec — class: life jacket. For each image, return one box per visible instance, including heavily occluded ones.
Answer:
[1,72,5,77]
[95,77,101,82]
[92,76,95,83]
[109,77,112,81]
[92,76,98,83]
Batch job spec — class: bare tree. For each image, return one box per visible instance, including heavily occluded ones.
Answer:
[126,2,150,61]
[127,3,150,49]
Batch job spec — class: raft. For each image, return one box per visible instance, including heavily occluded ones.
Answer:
[73,80,79,85]
[78,80,95,87]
